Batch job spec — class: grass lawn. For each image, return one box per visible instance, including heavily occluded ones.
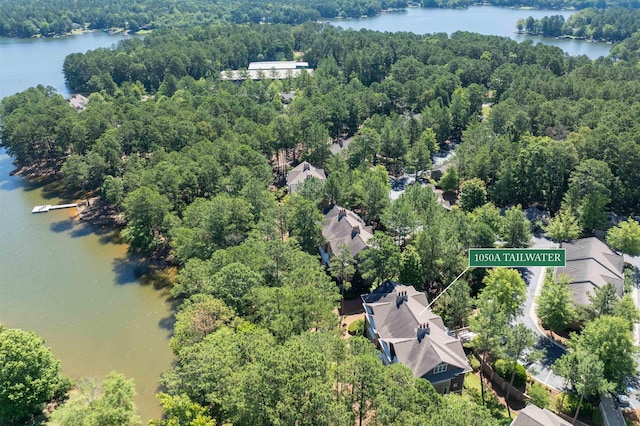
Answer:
[464,372,482,394]
[463,373,511,421]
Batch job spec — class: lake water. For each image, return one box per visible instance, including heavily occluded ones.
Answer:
[329,6,612,59]
[0,32,172,421]
[0,10,612,421]
[0,31,137,99]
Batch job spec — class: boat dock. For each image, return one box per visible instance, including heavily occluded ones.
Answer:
[32,203,79,214]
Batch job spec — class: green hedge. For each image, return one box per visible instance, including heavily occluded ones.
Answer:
[555,392,601,425]
[528,382,550,408]
[493,359,527,387]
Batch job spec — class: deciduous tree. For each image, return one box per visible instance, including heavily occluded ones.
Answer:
[567,315,637,388]
[606,218,640,257]
[439,167,459,194]
[588,282,618,319]
[480,268,527,321]
[359,232,402,286]
[0,328,67,423]
[150,393,215,426]
[502,324,542,416]
[553,351,613,424]
[170,295,236,354]
[501,205,532,248]
[544,209,581,247]
[536,273,574,332]
[122,186,172,254]
[435,279,473,329]
[459,178,488,212]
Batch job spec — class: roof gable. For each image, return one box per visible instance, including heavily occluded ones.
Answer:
[322,205,373,257]
[556,237,624,304]
[363,282,471,378]
[286,162,326,192]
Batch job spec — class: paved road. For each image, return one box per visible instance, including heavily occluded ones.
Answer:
[514,236,566,390]
[514,236,640,411]
[623,252,640,409]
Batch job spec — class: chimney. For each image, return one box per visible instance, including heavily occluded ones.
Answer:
[396,290,408,306]
[417,322,431,342]
[338,208,346,220]
[303,162,310,171]
[351,225,360,239]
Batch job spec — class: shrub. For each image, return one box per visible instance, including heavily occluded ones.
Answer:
[556,392,597,420]
[493,359,527,387]
[528,382,550,408]
[347,319,364,336]
[468,354,481,371]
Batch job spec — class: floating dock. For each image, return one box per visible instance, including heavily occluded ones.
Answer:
[32,203,79,214]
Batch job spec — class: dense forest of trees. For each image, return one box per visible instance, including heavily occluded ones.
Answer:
[518,8,640,41]
[2,21,640,423]
[0,0,407,38]
[2,0,639,38]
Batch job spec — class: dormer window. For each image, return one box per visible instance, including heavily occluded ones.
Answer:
[433,363,448,374]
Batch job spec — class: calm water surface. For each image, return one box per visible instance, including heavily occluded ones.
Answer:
[329,6,612,59]
[0,32,171,422]
[0,31,136,99]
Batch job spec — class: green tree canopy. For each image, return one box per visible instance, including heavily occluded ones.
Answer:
[50,372,140,426]
[553,351,613,423]
[501,205,532,248]
[150,393,215,426]
[435,279,473,330]
[122,186,172,254]
[0,327,67,423]
[567,315,638,388]
[544,209,582,247]
[606,218,640,257]
[588,282,618,319]
[439,167,459,194]
[170,294,237,354]
[562,159,614,231]
[480,268,527,321]
[536,272,575,332]
[459,178,488,212]
[359,232,402,286]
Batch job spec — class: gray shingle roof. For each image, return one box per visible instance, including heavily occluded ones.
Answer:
[286,162,326,193]
[510,404,571,426]
[362,282,471,379]
[322,205,373,258]
[555,237,624,305]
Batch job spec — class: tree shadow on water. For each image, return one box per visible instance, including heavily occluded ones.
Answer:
[159,315,176,335]
[50,218,75,233]
[0,170,25,191]
[49,217,113,240]
[112,256,146,285]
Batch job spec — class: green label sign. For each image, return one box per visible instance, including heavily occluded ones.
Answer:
[469,248,565,267]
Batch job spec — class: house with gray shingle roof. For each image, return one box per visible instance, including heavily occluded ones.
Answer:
[510,404,571,426]
[68,94,88,110]
[555,237,624,305]
[362,282,472,394]
[286,161,326,193]
[319,205,373,265]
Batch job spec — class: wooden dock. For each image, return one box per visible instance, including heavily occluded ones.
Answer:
[31,203,79,214]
